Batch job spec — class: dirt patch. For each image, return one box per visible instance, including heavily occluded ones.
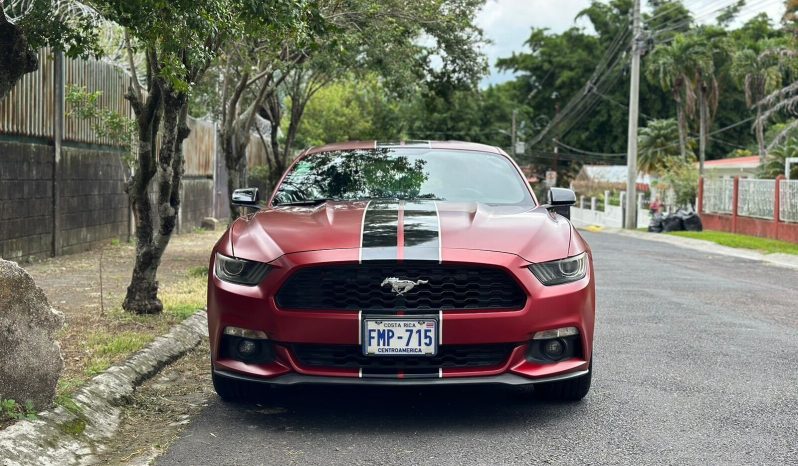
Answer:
[17,230,221,400]
[96,344,215,465]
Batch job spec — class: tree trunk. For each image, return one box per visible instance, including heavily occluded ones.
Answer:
[0,15,39,100]
[123,80,163,314]
[676,102,688,159]
[123,79,192,314]
[698,85,707,177]
[755,105,766,165]
[223,128,249,220]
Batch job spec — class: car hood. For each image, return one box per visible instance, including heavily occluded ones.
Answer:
[228,200,574,264]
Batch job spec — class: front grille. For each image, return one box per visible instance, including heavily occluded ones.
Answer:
[275,263,526,311]
[291,344,516,370]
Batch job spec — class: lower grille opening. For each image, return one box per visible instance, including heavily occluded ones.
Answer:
[290,344,516,370]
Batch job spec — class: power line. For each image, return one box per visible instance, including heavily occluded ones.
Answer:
[554,140,627,157]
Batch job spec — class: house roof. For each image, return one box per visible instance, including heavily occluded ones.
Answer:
[703,156,760,169]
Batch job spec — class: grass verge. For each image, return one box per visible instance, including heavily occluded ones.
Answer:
[667,231,798,255]
[56,267,208,399]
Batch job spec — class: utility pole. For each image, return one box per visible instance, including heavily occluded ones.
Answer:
[511,109,518,158]
[624,0,641,230]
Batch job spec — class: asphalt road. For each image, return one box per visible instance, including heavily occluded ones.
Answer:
[158,231,798,465]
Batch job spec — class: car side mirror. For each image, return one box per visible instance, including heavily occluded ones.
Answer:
[232,188,260,208]
[545,187,576,219]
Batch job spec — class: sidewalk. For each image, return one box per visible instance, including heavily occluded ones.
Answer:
[577,223,798,271]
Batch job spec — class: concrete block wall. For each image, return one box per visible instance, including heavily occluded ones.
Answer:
[59,147,129,256]
[0,141,55,260]
[180,178,214,232]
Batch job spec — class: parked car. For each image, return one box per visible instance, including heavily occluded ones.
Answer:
[207,141,595,402]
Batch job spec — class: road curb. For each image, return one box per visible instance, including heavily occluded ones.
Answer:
[579,224,798,271]
[0,311,208,466]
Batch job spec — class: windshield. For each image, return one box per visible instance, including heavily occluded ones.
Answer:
[272,148,533,206]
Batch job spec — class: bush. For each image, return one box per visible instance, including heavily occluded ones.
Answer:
[760,137,798,179]
[658,156,698,209]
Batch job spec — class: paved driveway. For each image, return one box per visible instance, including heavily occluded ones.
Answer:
[157,231,798,465]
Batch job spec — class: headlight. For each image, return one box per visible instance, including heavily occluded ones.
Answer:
[529,252,588,286]
[214,253,270,286]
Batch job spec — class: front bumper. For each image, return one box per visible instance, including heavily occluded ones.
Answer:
[208,248,595,384]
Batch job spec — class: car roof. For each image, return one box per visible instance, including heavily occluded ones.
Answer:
[303,140,505,156]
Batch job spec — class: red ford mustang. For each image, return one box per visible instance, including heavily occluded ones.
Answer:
[207,141,595,402]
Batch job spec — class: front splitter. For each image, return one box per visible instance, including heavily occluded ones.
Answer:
[213,368,589,387]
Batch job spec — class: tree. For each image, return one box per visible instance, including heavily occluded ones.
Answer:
[645,34,702,160]
[1,0,100,99]
[88,0,240,314]
[731,38,792,164]
[213,1,322,218]
[691,27,727,176]
[252,0,487,204]
[637,119,685,174]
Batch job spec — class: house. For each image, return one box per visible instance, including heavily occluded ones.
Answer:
[701,156,760,178]
[571,165,651,194]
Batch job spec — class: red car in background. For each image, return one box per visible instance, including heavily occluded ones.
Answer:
[207,141,595,402]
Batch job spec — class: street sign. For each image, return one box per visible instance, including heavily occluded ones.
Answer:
[515,141,526,155]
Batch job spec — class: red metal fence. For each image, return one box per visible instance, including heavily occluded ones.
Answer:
[698,175,798,243]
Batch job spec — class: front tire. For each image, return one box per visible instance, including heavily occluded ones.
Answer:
[212,370,261,403]
[534,363,592,402]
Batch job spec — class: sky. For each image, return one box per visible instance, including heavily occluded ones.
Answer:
[476,0,788,87]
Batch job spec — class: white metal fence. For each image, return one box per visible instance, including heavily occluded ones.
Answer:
[781,179,798,223]
[738,179,775,219]
[703,178,734,214]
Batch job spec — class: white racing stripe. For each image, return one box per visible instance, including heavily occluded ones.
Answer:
[358,200,372,263]
[439,310,443,343]
[433,200,442,263]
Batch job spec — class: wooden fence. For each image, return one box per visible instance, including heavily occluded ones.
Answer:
[1,49,272,260]
[0,49,268,179]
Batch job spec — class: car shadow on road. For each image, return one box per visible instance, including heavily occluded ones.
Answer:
[224,384,589,434]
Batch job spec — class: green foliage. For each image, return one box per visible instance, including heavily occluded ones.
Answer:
[729,148,754,158]
[3,0,103,58]
[658,156,699,207]
[0,398,38,422]
[290,77,398,147]
[65,85,135,164]
[761,137,798,179]
[637,119,687,174]
[58,417,87,436]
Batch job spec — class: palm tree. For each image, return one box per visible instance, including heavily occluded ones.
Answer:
[684,28,727,177]
[732,39,791,165]
[645,34,700,160]
[637,119,684,174]
[760,136,798,179]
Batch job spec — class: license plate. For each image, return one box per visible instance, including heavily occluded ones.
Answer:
[362,318,438,356]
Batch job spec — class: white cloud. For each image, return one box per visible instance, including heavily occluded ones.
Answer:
[477,0,592,86]
[478,0,786,87]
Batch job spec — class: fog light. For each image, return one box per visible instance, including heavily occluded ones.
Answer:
[237,339,259,356]
[543,339,565,359]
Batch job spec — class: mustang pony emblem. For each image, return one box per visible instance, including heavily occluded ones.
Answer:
[380,277,429,296]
